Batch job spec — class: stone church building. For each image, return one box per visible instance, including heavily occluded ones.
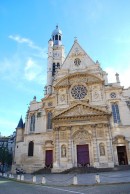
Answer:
[13,26,130,173]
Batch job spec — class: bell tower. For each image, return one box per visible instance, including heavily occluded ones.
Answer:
[46,25,65,95]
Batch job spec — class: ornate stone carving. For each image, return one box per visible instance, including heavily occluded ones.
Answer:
[73,130,92,143]
[97,128,105,138]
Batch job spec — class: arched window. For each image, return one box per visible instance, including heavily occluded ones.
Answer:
[30,114,35,131]
[55,35,58,40]
[47,112,52,129]
[112,103,120,123]
[52,63,55,76]
[28,141,34,156]
[57,63,60,68]
[59,35,61,40]
[99,143,105,156]
[61,145,66,158]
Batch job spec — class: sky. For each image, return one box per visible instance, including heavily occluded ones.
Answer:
[0,0,130,136]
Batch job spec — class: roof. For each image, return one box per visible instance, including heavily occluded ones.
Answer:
[17,117,24,128]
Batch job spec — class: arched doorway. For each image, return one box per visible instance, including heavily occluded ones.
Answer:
[117,146,128,165]
[113,135,128,165]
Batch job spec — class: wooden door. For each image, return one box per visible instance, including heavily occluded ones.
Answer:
[77,144,90,166]
[45,150,53,168]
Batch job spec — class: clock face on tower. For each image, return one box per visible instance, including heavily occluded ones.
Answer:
[53,52,60,58]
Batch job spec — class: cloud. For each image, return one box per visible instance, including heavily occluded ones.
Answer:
[9,34,47,57]
[105,66,130,88]
[24,58,46,83]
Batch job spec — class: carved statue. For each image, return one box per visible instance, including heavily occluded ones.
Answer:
[61,145,66,157]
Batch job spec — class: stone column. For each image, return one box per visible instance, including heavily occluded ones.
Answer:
[53,128,60,169]
[67,127,73,168]
[92,125,99,167]
[105,125,114,167]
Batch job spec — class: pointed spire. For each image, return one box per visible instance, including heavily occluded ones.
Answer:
[17,116,24,128]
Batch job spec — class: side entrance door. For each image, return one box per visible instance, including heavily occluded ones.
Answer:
[117,146,128,165]
[77,144,90,166]
[45,150,53,168]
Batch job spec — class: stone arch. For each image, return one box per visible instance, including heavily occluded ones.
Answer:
[54,72,103,88]
[73,129,92,144]
[113,135,129,165]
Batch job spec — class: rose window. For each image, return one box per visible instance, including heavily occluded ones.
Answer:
[74,58,81,66]
[71,85,87,99]
[110,92,116,98]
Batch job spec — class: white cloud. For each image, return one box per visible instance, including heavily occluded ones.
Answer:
[9,34,47,58]
[105,66,130,88]
[24,58,45,83]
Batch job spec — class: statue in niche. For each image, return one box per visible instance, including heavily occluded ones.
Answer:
[99,143,105,156]
[61,145,66,157]
[60,94,65,102]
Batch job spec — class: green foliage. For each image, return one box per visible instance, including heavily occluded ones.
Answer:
[0,143,12,166]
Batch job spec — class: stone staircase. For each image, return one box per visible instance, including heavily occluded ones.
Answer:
[32,165,130,174]
[61,165,130,174]
[32,167,51,174]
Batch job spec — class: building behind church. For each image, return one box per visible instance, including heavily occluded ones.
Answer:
[12,26,130,173]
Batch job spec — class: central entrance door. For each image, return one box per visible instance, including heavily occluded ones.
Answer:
[117,146,128,165]
[77,144,90,166]
[45,150,53,168]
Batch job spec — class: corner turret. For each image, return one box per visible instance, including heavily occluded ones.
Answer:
[16,116,24,142]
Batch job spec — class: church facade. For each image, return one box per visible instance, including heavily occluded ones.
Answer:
[13,26,130,173]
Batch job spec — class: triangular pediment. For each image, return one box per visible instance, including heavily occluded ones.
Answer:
[53,102,110,120]
[61,40,95,71]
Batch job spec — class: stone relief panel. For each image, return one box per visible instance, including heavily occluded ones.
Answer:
[97,128,105,138]
[60,131,68,140]
[92,85,102,102]
[73,129,92,143]
[58,88,67,105]
[63,104,101,117]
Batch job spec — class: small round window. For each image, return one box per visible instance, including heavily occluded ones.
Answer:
[74,58,81,66]
[71,85,87,99]
[110,92,116,98]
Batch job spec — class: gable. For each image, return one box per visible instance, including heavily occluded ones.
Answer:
[53,102,110,120]
[61,40,95,71]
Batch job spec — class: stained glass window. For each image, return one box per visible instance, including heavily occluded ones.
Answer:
[112,103,120,123]
[30,114,35,131]
[71,85,87,99]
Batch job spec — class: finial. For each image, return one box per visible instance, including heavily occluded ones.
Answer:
[115,73,120,83]
[96,60,99,64]
[33,96,36,100]
[56,24,58,29]
[74,37,77,42]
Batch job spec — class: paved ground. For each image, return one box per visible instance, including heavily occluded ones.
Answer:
[2,170,130,186]
[1,177,130,194]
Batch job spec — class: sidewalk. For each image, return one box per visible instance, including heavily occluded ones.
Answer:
[1,170,130,186]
